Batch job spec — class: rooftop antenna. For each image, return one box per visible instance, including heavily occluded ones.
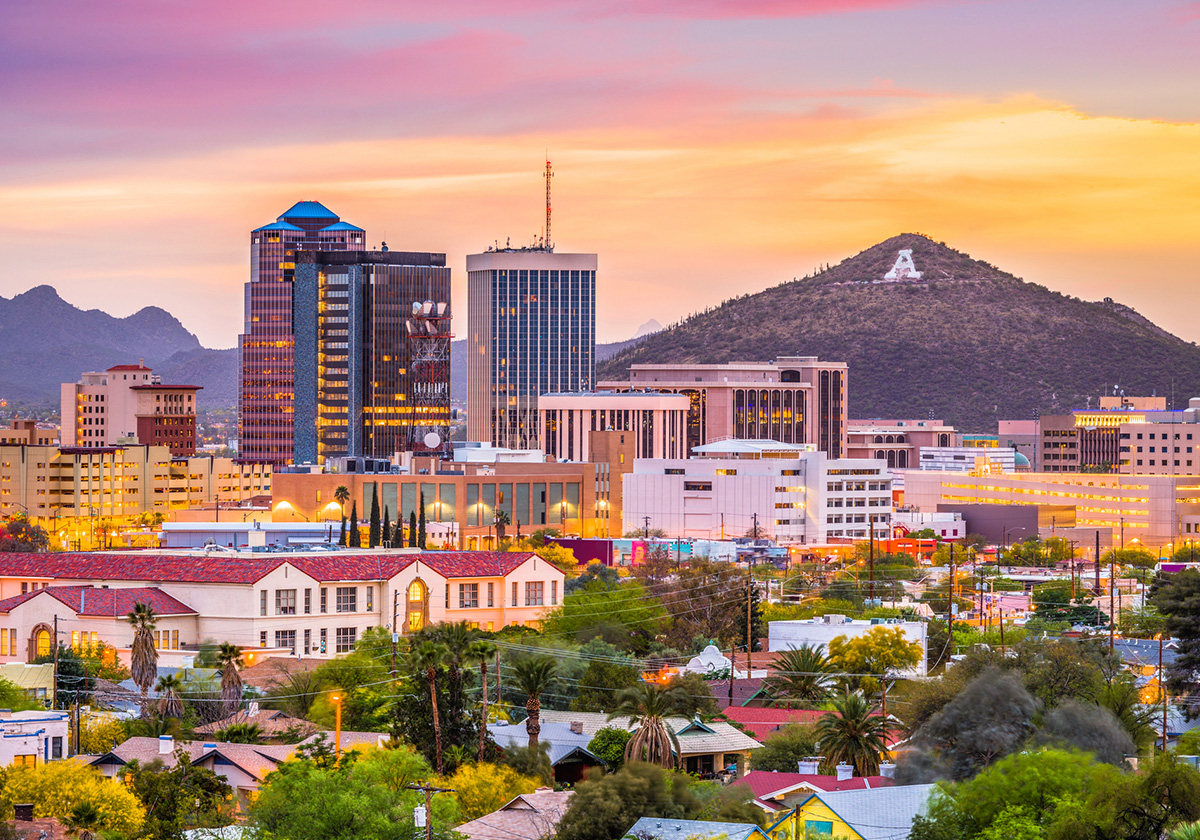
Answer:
[544,154,554,252]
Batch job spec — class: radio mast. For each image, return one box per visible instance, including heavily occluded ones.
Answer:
[544,156,553,251]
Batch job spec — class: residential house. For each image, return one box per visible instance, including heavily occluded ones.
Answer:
[456,789,574,840]
[0,663,55,705]
[487,720,607,784]
[765,784,937,840]
[734,768,895,816]
[624,818,770,840]
[195,704,317,740]
[536,710,763,777]
[0,708,70,766]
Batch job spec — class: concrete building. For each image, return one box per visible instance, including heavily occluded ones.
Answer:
[61,363,201,456]
[599,357,848,457]
[467,248,597,449]
[538,391,690,461]
[1037,398,1200,476]
[0,549,565,663]
[621,440,891,544]
[997,420,1039,470]
[916,446,1019,473]
[0,709,70,766]
[846,419,959,470]
[0,420,57,447]
[768,616,928,676]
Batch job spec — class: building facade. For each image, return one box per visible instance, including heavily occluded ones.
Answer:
[1039,402,1200,476]
[598,357,848,458]
[466,249,598,449]
[538,391,689,462]
[620,440,891,544]
[0,421,57,447]
[61,364,200,456]
[846,419,959,470]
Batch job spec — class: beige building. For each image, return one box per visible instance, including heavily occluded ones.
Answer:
[846,418,959,470]
[61,363,201,456]
[0,420,57,447]
[598,356,848,458]
[538,391,690,462]
[1038,399,1200,476]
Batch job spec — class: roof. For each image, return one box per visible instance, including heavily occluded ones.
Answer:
[279,201,338,220]
[320,221,364,232]
[456,790,574,840]
[774,785,937,840]
[1114,638,1179,669]
[91,737,293,782]
[0,551,546,586]
[718,706,827,739]
[624,818,768,840]
[106,364,152,372]
[488,721,606,766]
[194,708,316,738]
[691,440,815,456]
[5,818,70,840]
[708,678,767,710]
[536,711,762,755]
[252,221,304,233]
[0,586,196,617]
[130,384,201,390]
[238,656,325,691]
[298,730,390,750]
[734,771,894,800]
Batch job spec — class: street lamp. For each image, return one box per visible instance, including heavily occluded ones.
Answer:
[331,693,343,762]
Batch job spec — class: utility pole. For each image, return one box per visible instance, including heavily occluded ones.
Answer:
[868,515,875,604]
[52,614,59,710]
[391,590,399,677]
[947,543,955,652]
[1095,531,1101,596]
[745,578,753,680]
[407,783,455,840]
[495,652,502,710]
[881,675,887,720]
[1109,550,1116,653]
[1160,633,1168,752]
[643,516,651,540]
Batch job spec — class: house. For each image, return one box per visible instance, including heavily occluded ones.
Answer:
[765,784,937,840]
[194,704,317,740]
[734,768,895,815]
[624,817,770,840]
[488,720,607,784]
[0,549,565,664]
[536,710,763,777]
[0,663,55,704]
[456,789,574,840]
[709,678,768,711]
[0,708,70,766]
[718,707,828,741]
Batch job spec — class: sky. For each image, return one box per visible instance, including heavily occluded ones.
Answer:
[1,0,1199,348]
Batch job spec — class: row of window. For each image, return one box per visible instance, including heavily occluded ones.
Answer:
[452,581,557,608]
[261,627,356,655]
[262,586,373,616]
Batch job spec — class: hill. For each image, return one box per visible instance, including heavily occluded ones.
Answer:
[0,286,234,408]
[598,234,1200,431]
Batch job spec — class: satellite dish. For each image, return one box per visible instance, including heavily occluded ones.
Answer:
[423,432,442,449]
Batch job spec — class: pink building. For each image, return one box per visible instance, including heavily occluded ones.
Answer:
[846,419,960,470]
[60,363,201,456]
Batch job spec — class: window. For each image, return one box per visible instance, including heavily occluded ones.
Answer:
[171,630,178,650]
[0,630,7,656]
[259,631,267,648]
[408,581,424,601]
[12,755,35,767]
[20,583,27,595]
[304,629,312,654]
[260,590,267,616]
[366,587,373,612]
[336,587,357,612]
[488,582,494,607]
[512,582,518,606]
[320,628,328,654]
[320,588,328,613]
[275,630,296,654]
[51,737,62,760]
[275,589,297,615]
[336,628,357,653]
[304,589,312,614]
[459,583,479,608]
[525,581,544,606]
[804,821,833,835]
[552,580,558,604]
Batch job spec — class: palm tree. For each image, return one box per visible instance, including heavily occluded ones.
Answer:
[1170,821,1200,840]
[511,656,559,750]
[127,602,158,712]
[411,640,449,774]
[494,510,511,543]
[815,692,890,777]
[214,722,264,744]
[468,638,498,761]
[216,642,244,716]
[155,674,184,719]
[63,801,106,840]
[334,485,350,515]
[764,645,835,708]
[608,682,682,768]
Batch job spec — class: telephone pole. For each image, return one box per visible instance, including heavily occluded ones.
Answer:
[1109,550,1116,653]
[745,577,754,680]
[868,515,875,603]
[52,614,59,710]
[947,544,955,657]
[643,516,651,539]
[407,783,455,840]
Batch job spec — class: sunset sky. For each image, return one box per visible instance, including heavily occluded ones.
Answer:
[2,0,1199,348]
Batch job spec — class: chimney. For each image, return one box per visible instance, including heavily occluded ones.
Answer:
[14,804,33,822]
[797,757,820,775]
[158,735,174,755]
[879,762,897,779]
[569,721,584,735]
[247,701,260,716]
[836,763,854,781]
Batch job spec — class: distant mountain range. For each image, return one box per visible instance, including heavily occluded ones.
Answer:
[0,286,236,407]
[599,233,1200,431]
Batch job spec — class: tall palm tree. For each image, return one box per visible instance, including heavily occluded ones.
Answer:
[155,674,184,719]
[411,640,449,774]
[815,692,890,778]
[511,656,559,750]
[468,638,498,761]
[764,645,835,708]
[216,642,244,716]
[609,682,682,768]
[334,485,350,515]
[127,602,158,712]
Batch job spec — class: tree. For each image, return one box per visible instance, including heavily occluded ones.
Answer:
[566,563,621,595]
[494,509,510,543]
[0,515,49,552]
[543,579,669,655]
[763,645,835,708]
[827,626,922,695]
[445,762,539,821]
[216,642,243,716]
[1035,700,1134,766]
[368,485,381,547]
[338,514,347,546]
[418,492,427,549]
[571,659,641,713]
[587,727,632,771]
[511,656,559,750]
[467,638,498,761]
[409,510,418,548]
[1153,569,1200,718]
[534,543,577,575]
[608,682,681,768]
[121,753,234,839]
[1030,582,1100,626]
[814,693,889,777]
[155,674,184,719]
[381,506,391,547]
[501,743,554,786]
[348,500,361,547]
[665,671,720,720]
[127,602,159,711]
[78,716,128,754]
[62,802,106,840]
[3,758,146,836]
[334,485,350,517]
[213,722,263,743]
[410,639,450,774]
[655,560,756,651]
[751,724,818,773]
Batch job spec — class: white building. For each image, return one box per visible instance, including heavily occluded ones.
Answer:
[621,440,891,544]
[538,391,690,461]
[0,709,70,766]
[891,509,966,540]
[916,446,1017,473]
[769,615,928,676]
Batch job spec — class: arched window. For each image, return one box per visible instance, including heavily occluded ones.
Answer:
[887,451,897,468]
[35,628,51,659]
[939,433,949,447]
[875,450,885,459]
[896,434,906,443]
[898,450,908,468]
[406,579,428,634]
[885,435,895,444]
[874,435,884,444]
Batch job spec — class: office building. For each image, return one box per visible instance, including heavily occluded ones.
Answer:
[1038,397,1200,475]
[239,201,451,465]
[61,363,201,456]
[0,420,57,447]
[846,418,959,469]
[621,439,891,544]
[598,356,848,457]
[538,391,690,461]
[467,248,597,449]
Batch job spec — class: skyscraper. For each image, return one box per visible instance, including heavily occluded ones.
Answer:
[467,248,597,449]
[239,202,451,465]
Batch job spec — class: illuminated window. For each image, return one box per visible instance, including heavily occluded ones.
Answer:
[35,629,51,659]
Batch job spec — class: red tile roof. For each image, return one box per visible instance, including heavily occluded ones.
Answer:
[0,585,196,617]
[718,706,827,739]
[106,364,152,371]
[0,551,544,586]
[734,770,894,799]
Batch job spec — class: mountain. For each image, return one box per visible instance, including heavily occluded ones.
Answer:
[598,233,1200,432]
[633,318,664,339]
[0,286,234,407]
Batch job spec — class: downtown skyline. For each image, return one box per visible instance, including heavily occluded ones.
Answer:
[2,0,1199,349]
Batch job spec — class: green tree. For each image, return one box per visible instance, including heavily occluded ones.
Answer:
[410,640,449,774]
[814,693,889,777]
[542,579,669,655]
[751,724,819,773]
[665,671,720,720]
[62,802,106,840]
[216,642,243,716]
[368,484,381,547]
[348,500,361,547]
[381,505,391,547]
[565,563,620,595]
[827,626,922,695]
[608,682,682,768]
[409,510,418,548]
[339,515,347,547]
[763,644,835,708]
[334,485,350,517]
[511,656,558,750]
[1030,582,1100,626]
[213,722,263,743]
[3,759,145,835]
[445,762,539,822]
[571,659,641,713]
[468,638,498,761]
[155,674,184,719]
[127,602,158,711]
[1152,569,1200,716]
[587,727,632,771]
[418,491,427,548]
[0,515,49,552]
[120,753,234,839]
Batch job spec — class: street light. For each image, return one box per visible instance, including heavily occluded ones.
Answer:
[332,693,343,762]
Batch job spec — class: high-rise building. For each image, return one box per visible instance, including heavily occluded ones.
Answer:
[239,202,451,465]
[467,249,597,448]
[60,363,201,456]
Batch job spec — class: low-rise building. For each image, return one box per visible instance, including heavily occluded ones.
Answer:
[538,391,690,461]
[846,419,959,471]
[456,790,575,840]
[0,709,70,766]
[765,784,937,840]
[0,420,57,447]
